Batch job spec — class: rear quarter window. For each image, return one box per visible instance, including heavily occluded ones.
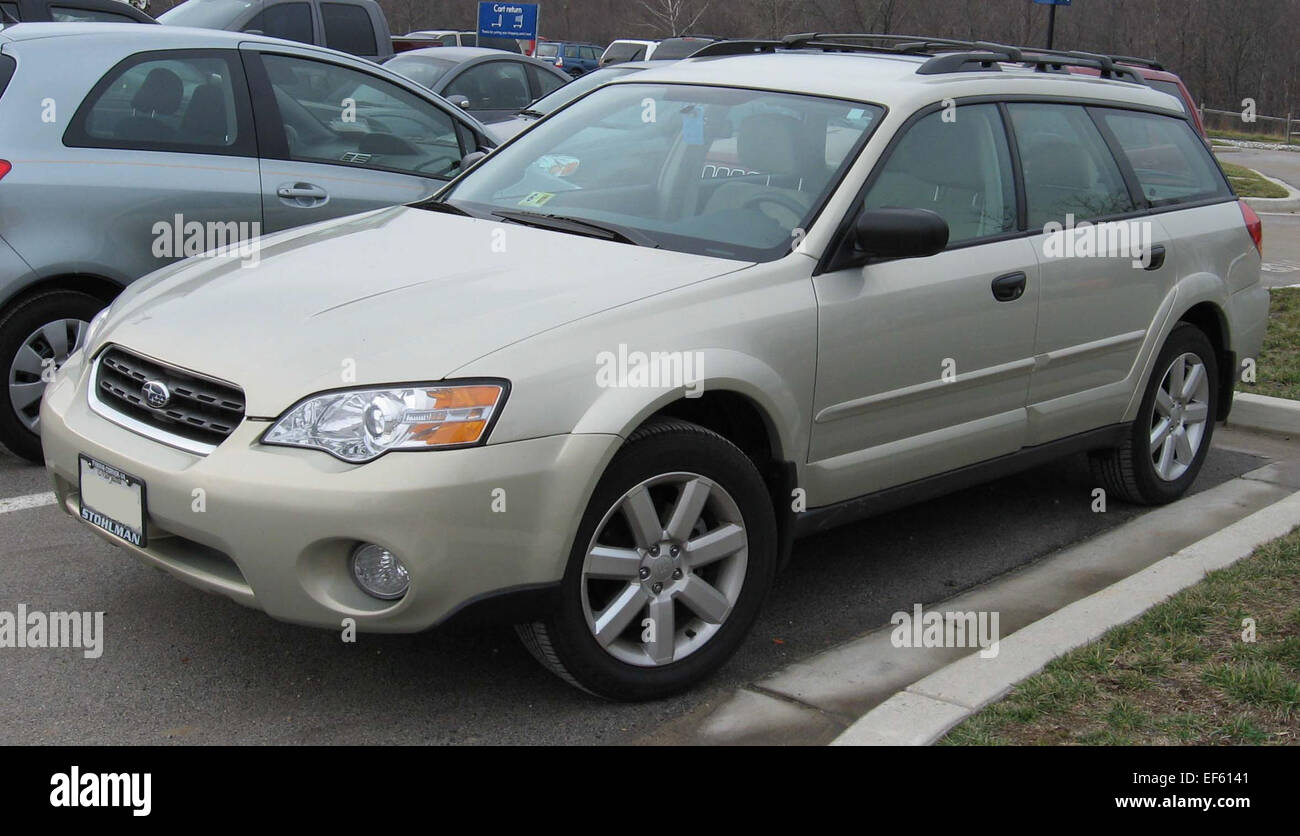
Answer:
[1097,109,1230,205]
[0,55,14,97]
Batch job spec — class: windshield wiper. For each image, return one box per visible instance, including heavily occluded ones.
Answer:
[518,108,546,118]
[411,197,476,216]
[491,210,660,248]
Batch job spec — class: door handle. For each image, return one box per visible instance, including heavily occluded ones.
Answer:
[1142,244,1167,271]
[991,271,1027,302]
[276,182,328,206]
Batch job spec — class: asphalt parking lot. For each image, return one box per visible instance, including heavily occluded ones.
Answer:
[0,431,1272,745]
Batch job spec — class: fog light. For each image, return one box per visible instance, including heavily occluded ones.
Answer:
[350,544,409,600]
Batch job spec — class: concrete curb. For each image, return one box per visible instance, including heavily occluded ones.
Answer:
[1228,392,1300,435]
[831,487,1300,746]
[1240,171,1300,212]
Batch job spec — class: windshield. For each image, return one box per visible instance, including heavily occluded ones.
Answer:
[527,66,643,115]
[442,83,882,261]
[159,0,253,27]
[385,55,459,90]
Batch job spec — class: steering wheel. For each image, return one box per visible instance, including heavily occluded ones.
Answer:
[742,192,808,225]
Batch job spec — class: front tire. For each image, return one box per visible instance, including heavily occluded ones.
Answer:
[517,418,777,700]
[1090,323,1219,505]
[0,290,105,463]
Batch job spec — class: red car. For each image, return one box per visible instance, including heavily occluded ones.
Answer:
[1070,59,1207,139]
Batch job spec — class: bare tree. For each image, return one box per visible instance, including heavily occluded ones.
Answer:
[638,0,713,36]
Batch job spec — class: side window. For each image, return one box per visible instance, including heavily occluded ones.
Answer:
[66,52,252,154]
[529,66,566,98]
[260,55,466,179]
[1008,103,1135,227]
[50,6,139,22]
[864,103,1017,245]
[584,47,600,60]
[321,3,377,56]
[0,3,19,21]
[1096,109,1229,205]
[439,34,459,46]
[564,45,580,58]
[243,3,313,45]
[445,62,533,111]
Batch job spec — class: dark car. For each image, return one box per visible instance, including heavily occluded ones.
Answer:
[534,40,602,76]
[384,46,569,124]
[0,0,155,23]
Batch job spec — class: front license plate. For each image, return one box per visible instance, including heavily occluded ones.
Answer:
[78,454,147,548]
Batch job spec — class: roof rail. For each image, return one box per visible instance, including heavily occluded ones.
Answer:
[690,32,1150,84]
[1108,54,1165,71]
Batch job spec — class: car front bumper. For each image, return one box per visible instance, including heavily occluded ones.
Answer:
[40,351,619,632]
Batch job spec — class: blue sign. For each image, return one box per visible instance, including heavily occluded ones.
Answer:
[478,2,539,41]
[1033,0,1071,5]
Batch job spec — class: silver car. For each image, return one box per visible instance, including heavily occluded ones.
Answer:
[0,22,496,461]
[41,39,1268,700]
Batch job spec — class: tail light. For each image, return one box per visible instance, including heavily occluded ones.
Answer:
[555,56,563,68]
[0,160,9,181]
[1240,200,1263,254]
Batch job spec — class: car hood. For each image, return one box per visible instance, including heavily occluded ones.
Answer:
[487,116,534,142]
[99,206,750,417]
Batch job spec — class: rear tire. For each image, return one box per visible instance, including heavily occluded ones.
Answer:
[1090,323,1219,505]
[0,290,106,464]
[516,418,777,700]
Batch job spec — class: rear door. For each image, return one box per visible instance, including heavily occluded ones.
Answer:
[241,45,469,232]
[240,1,317,46]
[319,1,382,60]
[1012,102,1172,443]
[59,48,262,279]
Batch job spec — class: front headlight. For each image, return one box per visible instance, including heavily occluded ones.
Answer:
[261,381,507,463]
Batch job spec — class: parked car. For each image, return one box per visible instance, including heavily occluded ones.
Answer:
[1070,58,1208,139]
[406,29,523,54]
[0,22,496,461]
[385,47,569,125]
[159,0,393,62]
[534,40,603,76]
[599,38,658,66]
[647,35,723,60]
[0,0,155,22]
[42,36,1266,700]
[487,61,662,141]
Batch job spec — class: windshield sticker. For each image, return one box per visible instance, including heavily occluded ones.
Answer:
[682,107,705,146]
[534,155,580,177]
[519,191,557,208]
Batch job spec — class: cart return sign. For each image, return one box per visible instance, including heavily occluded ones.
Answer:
[478,2,539,41]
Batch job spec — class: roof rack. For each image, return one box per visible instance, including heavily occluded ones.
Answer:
[690,32,1148,84]
[1108,54,1165,71]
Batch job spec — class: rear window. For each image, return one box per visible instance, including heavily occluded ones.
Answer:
[1145,79,1188,113]
[536,43,559,58]
[1097,109,1230,205]
[0,55,14,97]
[384,55,457,89]
[603,43,646,63]
[321,2,377,56]
[51,6,142,22]
[652,38,713,60]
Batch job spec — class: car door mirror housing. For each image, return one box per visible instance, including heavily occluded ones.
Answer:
[460,151,488,171]
[853,207,949,260]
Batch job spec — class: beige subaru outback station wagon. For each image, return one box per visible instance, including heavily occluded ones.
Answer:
[41,35,1268,700]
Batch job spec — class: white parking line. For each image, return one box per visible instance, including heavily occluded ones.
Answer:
[0,492,57,514]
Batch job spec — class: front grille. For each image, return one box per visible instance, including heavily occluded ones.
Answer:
[95,346,245,447]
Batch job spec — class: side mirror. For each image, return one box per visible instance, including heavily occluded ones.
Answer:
[853,207,949,260]
[460,150,488,171]
[447,95,472,110]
